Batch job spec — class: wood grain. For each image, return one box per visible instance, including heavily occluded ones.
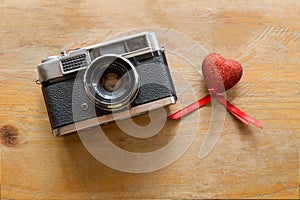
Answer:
[0,0,299,199]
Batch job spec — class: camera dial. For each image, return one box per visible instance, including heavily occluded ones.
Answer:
[41,56,61,63]
[84,54,139,111]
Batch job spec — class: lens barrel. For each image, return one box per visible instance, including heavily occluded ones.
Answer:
[84,54,139,111]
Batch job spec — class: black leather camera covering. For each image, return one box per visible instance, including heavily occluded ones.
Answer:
[42,53,176,130]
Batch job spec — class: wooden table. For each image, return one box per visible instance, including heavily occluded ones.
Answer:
[1,0,299,199]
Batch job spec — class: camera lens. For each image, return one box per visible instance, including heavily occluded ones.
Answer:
[84,54,139,111]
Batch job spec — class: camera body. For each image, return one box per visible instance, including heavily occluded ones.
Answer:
[37,32,177,136]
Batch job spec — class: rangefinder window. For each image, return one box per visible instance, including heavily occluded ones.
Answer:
[125,36,148,51]
[100,42,126,55]
[90,42,126,60]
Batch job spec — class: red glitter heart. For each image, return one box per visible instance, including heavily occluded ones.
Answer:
[202,53,243,93]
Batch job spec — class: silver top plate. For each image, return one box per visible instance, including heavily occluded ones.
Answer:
[37,32,162,83]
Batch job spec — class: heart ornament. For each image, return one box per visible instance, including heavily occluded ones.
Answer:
[168,53,262,128]
[202,53,243,93]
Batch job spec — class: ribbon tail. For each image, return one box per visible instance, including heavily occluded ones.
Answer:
[216,97,249,125]
[216,97,262,128]
[168,94,211,120]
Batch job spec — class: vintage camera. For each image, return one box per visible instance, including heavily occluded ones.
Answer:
[37,32,177,136]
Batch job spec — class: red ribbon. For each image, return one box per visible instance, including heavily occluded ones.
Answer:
[168,92,262,128]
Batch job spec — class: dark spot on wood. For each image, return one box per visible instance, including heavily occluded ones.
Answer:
[0,125,19,147]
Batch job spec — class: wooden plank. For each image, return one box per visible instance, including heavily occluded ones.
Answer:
[0,0,299,199]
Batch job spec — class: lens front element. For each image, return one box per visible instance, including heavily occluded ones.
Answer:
[101,72,121,92]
